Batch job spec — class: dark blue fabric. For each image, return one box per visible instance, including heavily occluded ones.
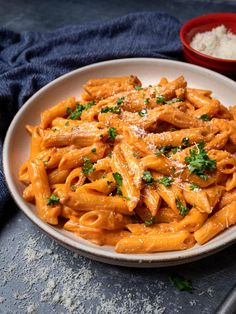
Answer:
[0,11,182,211]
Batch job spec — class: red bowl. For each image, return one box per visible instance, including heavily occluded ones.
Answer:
[180,13,236,74]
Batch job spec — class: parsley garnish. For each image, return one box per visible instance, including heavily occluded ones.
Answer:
[155,145,173,156]
[144,98,150,105]
[101,105,121,114]
[82,157,95,175]
[169,274,193,292]
[190,183,200,190]
[134,85,142,91]
[108,127,117,140]
[66,101,95,120]
[157,176,173,187]
[116,186,123,196]
[91,148,96,153]
[185,141,216,180]
[200,114,211,121]
[117,97,125,105]
[176,198,189,216]
[171,147,179,154]
[65,121,70,126]
[144,216,156,226]
[142,171,154,184]
[138,108,148,117]
[47,194,60,205]
[156,96,165,104]
[112,172,123,186]
[165,98,183,105]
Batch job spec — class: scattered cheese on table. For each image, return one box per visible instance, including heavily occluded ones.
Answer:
[190,25,236,60]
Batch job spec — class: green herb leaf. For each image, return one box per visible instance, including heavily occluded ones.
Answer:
[117,97,125,106]
[47,194,60,205]
[116,186,123,196]
[138,108,148,117]
[108,127,117,140]
[169,274,193,292]
[185,141,216,180]
[134,85,142,91]
[82,157,95,175]
[144,98,150,105]
[155,145,173,156]
[144,216,156,226]
[142,171,154,184]
[101,105,121,114]
[157,176,173,187]
[67,101,96,120]
[156,96,165,104]
[200,114,211,121]
[176,198,190,216]
[190,183,200,191]
[91,148,96,153]
[112,172,123,186]
[65,121,70,126]
[165,98,183,105]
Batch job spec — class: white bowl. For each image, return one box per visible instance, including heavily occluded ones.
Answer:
[3,58,236,267]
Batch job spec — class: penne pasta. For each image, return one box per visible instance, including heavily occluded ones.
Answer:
[18,74,236,254]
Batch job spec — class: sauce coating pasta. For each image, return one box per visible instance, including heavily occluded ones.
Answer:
[19,75,236,254]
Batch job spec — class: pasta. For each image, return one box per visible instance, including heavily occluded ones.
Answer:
[19,75,236,254]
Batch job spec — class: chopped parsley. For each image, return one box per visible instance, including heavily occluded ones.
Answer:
[190,183,200,190]
[165,98,183,105]
[200,114,211,121]
[171,147,179,154]
[107,127,117,140]
[172,167,176,173]
[156,95,165,104]
[155,145,173,156]
[142,171,154,184]
[138,108,148,117]
[91,148,96,153]
[117,97,125,105]
[51,128,57,132]
[82,157,95,175]
[134,85,142,91]
[144,98,150,105]
[116,186,123,196]
[107,152,112,158]
[169,274,193,292]
[64,121,70,126]
[176,198,190,216]
[66,101,95,120]
[185,141,216,180]
[101,105,121,114]
[112,172,123,186]
[157,176,173,187]
[144,216,156,226]
[47,194,60,205]
[181,138,190,148]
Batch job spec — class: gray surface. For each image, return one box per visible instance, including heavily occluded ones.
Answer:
[1,0,236,313]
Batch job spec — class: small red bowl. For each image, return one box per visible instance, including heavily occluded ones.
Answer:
[180,13,236,74]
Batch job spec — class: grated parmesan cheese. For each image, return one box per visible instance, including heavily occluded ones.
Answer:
[190,25,236,60]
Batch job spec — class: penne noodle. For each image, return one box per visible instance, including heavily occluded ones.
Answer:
[18,74,236,253]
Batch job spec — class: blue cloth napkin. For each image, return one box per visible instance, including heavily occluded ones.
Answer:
[0,11,182,212]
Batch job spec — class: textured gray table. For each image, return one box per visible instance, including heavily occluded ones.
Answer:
[1,1,236,313]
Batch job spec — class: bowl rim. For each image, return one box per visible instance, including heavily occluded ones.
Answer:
[180,12,236,63]
[3,57,236,267]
